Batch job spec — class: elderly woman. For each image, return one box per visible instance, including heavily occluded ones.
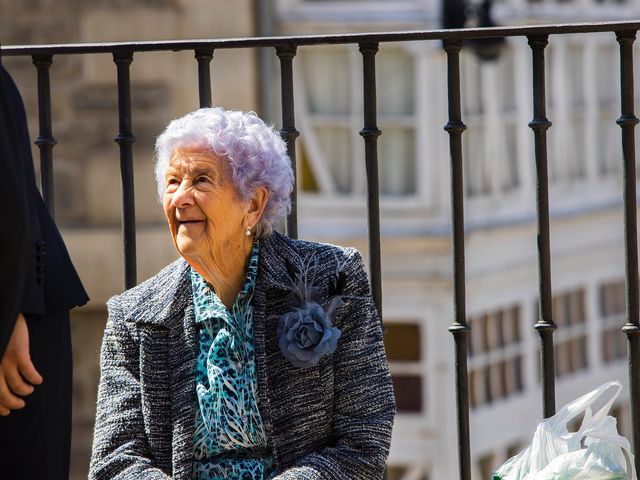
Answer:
[89,107,395,480]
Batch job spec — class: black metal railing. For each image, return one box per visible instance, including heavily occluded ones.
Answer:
[528,34,557,420]
[3,19,640,479]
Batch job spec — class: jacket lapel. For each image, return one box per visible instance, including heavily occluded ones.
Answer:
[253,233,305,463]
[257,232,304,292]
[169,301,197,480]
[134,259,198,480]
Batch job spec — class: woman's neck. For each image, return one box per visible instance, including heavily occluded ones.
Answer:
[187,238,254,309]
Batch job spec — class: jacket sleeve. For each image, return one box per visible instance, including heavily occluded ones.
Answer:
[0,65,30,355]
[273,249,396,480]
[89,297,171,480]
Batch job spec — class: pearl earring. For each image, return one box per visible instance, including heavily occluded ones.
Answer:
[245,225,252,236]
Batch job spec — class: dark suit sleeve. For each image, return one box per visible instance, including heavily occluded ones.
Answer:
[0,64,30,356]
[0,64,88,356]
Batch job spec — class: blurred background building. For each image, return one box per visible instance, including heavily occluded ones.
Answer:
[2,0,640,478]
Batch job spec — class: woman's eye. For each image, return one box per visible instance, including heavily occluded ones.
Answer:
[195,176,209,184]
[165,178,179,191]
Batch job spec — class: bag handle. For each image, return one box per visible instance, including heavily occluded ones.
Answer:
[551,381,622,430]
[576,382,635,480]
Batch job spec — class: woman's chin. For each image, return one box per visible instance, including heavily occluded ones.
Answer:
[175,236,203,258]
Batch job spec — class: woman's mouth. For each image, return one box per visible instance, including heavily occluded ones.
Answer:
[177,218,204,225]
[177,219,205,227]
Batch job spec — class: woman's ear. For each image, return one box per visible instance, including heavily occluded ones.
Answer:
[246,186,270,228]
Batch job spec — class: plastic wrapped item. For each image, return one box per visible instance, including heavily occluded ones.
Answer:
[493,381,636,480]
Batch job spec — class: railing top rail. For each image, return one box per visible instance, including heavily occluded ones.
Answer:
[2,20,640,56]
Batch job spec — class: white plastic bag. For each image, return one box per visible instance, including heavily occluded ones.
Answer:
[493,381,637,480]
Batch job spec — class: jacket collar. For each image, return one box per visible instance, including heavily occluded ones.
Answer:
[128,259,192,328]
[129,231,302,327]
[257,231,304,293]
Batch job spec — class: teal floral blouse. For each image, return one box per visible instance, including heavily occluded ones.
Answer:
[191,242,274,480]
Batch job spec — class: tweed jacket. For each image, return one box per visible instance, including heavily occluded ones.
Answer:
[89,232,396,480]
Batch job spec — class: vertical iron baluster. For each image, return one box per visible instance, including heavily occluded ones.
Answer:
[113,51,137,290]
[617,30,640,472]
[32,54,56,219]
[359,42,384,323]
[443,39,470,480]
[276,45,299,239]
[195,48,214,108]
[528,35,556,418]
[360,39,386,480]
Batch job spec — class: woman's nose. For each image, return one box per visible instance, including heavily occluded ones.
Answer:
[170,180,194,208]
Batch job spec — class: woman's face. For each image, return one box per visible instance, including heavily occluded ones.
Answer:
[162,146,250,259]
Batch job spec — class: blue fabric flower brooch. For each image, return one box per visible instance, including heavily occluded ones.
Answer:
[276,256,345,369]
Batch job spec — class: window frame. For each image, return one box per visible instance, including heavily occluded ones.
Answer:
[295,43,423,202]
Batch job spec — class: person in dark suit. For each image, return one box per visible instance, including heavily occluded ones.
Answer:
[0,61,89,479]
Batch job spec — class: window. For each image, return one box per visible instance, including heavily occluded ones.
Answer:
[596,44,622,177]
[385,323,421,361]
[297,45,416,197]
[387,465,429,480]
[546,41,588,184]
[506,442,524,460]
[386,465,410,480]
[610,403,629,438]
[477,453,497,480]
[391,376,422,413]
[551,288,589,377]
[566,43,586,179]
[600,280,627,364]
[468,305,524,408]
[384,322,423,413]
[461,44,519,198]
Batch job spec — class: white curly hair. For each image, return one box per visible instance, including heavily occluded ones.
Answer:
[154,107,294,238]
